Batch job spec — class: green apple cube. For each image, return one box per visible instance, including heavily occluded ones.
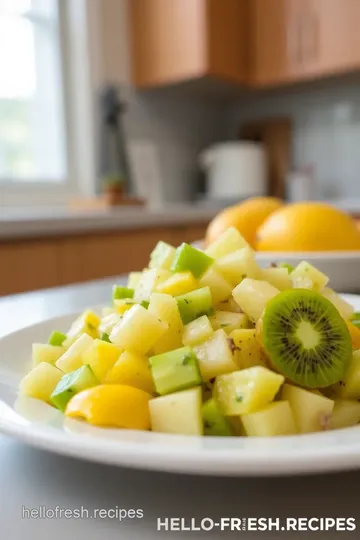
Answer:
[171,243,214,278]
[149,387,203,435]
[176,287,213,324]
[149,346,202,395]
[112,285,134,300]
[51,365,99,411]
[149,241,176,270]
[202,398,233,436]
[48,331,67,347]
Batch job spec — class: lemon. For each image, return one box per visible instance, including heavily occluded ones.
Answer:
[205,197,283,248]
[256,202,360,252]
[65,385,151,430]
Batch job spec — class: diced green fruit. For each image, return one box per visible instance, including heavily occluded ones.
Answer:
[19,362,63,403]
[214,367,284,416]
[193,329,238,380]
[32,343,64,367]
[50,365,99,411]
[281,384,334,433]
[66,310,100,340]
[149,387,203,435]
[48,331,67,347]
[202,398,233,436]
[241,401,297,436]
[205,227,249,259]
[99,312,121,335]
[101,333,111,342]
[329,399,360,430]
[171,243,214,278]
[199,267,232,304]
[278,262,295,273]
[134,268,171,303]
[232,279,279,322]
[55,333,94,373]
[149,346,202,395]
[82,339,122,382]
[261,268,292,290]
[291,261,329,291]
[322,288,355,320]
[210,311,249,334]
[149,241,176,270]
[156,271,199,296]
[127,272,142,289]
[148,293,183,354]
[112,285,134,300]
[176,287,213,324]
[110,304,168,355]
[338,350,360,399]
[216,247,261,286]
[229,329,265,369]
[183,315,214,346]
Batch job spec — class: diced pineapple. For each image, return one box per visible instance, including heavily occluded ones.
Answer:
[55,334,94,373]
[210,311,249,335]
[106,350,154,394]
[149,387,203,435]
[149,241,176,270]
[134,268,171,303]
[281,384,334,433]
[114,299,137,315]
[19,362,63,403]
[66,310,100,341]
[109,304,168,355]
[214,367,284,416]
[156,272,199,296]
[329,399,360,430]
[291,261,329,291]
[205,227,249,259]
[229,329,265,368]
[199,267,232,304]
[182,315,214,346]
[337,350,360,399]
[215,297,244,314]
[127,272,142,289]
[322,288,355,320]
[32,344,64,367]
[148,293,183,354]
[232,279,279,322]
[82,339,122,382]
[241,401,297,436]
[216,247,261,286]
[99,313,122,335]
[193,329,238,380]
[261,267,292,290]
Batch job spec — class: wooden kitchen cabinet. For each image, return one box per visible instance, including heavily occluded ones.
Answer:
[129,0,249,88]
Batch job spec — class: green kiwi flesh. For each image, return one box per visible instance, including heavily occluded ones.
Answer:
[262,289,352,388]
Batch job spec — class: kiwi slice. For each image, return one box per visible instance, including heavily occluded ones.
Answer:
[262,289,352,388]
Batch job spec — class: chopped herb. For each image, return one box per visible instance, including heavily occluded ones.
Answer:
[140,300,149,309]
[220,323,230,328]
[182,353,193,365]
[235,393,244,403]
[101,332,111,343]
[87,323,96,331]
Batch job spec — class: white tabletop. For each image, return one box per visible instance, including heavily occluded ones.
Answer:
[1,279,360,539]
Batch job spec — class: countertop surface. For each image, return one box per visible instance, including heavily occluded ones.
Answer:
[0,204,216,240]
[1,279,360,539]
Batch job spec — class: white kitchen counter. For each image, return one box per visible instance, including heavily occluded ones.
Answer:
[0,204,217,240]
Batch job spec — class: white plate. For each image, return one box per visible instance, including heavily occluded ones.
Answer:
[1,298,360,477]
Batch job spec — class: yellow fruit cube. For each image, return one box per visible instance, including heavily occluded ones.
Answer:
[156,272,199,296]
[32,344,64,367]
[199,267,232,304]
[194,329,238,380]
[110,304,168,355]
[330,399,360,430]
[183,315,214,346]
[214,366,284,416]
[291,261,329,291]
[148,293,183,354]
[66,310,101,340]
[338,350,360,399]
[99,313,122,335]
[205,227,249,259]
[56,333,94,373]
[281,384,334,433]
[134,268,171,303]
[106,350,154,394]
[114,299,137,315]
[229,329,265,369]
[210,311,249,335]
[261,268,292,290]
[19,362,63,403]
[241,401,297,436]
[127,272,142,289]
[216,247,261,286]
[82,339,122,383]
[232,278,279,322]
[149,387,203,435]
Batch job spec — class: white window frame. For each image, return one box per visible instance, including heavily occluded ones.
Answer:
[0,0,101,207]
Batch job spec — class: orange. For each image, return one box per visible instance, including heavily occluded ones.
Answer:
[205,197,283,248]
[256,202,360,252]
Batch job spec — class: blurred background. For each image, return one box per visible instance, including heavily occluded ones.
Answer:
[2,0,360,296]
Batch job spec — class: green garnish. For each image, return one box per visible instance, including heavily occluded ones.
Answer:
[112,285,134,301]
[101,332,111,343]
[48,331,67,347]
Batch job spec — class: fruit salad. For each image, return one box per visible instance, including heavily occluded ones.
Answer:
[18,228,360,437]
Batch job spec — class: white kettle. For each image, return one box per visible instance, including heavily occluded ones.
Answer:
[198,141,267,200]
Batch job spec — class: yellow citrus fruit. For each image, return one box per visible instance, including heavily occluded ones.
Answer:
[256,202,360,252]
[65,384,151,430]
[205,197,284,248]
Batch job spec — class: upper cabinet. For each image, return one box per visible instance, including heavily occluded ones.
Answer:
[250,0,360,87]
[128,0,249,88]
